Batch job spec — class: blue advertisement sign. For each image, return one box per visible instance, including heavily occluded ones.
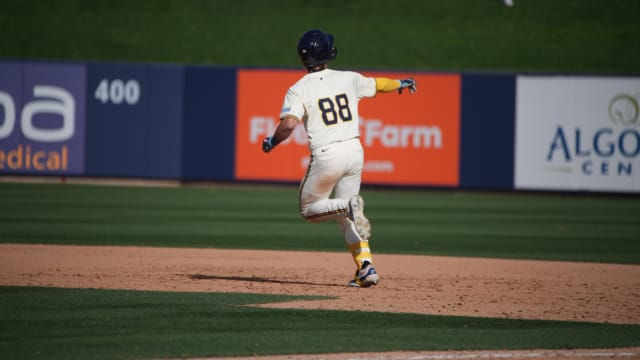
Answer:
[182,66,236,181]
[85,62,150,177]
[146,64,183,179]
[0,62,86,175]
[84,62,183,179]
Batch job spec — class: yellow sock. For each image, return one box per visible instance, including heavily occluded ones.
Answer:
[348,241,373,269]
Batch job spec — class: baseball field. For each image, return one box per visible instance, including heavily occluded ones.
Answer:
[1,0,640,359]
[1,181,639,359]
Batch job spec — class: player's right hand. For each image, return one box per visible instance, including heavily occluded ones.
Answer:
[262,137,275,153]
[398,78,417,95]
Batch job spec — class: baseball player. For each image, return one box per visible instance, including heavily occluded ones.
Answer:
[262,29,416,287]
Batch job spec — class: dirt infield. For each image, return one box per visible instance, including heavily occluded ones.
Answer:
[1,243,639,359]
[2,243,639,323]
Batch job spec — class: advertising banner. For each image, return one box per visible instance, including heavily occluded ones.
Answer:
[0,62,85,175]
[235,69,460,186]
[515,76,640,192]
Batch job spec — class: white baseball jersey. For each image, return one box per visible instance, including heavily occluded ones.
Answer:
[279,69,377,151]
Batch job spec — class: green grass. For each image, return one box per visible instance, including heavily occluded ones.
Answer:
[367,190,640,263]
[1,183,639,358]
[2,286,639,360]
[1,182,639,264]
[0,0,638,73]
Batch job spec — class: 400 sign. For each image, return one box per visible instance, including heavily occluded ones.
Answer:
[94,78,141,105]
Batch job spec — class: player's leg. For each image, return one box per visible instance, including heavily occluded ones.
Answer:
[334,140,378,287]
[335,176,370,262]
[336,195,378,287]
[299,148,349,222]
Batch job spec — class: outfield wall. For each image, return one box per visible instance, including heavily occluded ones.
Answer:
[1,60,638,193]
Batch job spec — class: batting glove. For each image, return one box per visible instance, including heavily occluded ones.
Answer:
[398,78,417,95]
[262,137,276,153]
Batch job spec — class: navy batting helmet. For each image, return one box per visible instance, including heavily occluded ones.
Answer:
[297,29,337,68]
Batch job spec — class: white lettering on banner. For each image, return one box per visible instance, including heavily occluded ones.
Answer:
[94,79,141,105]
[248,116,307,145]
[0,85,75,142]
[299,155,394,173]
[0,91,16,138]
[361,118,442,149]
[364,160,394,172]
[248,116,442,150]
[249,116,273,143]
[300,156,310,169]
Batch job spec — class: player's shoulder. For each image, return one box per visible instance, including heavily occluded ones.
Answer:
[333,69,375,86]
[326,68,365,78]
[289,69,334,89]
[287,73,310,94]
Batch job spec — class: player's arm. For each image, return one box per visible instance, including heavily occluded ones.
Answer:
[375,77,417,94]
[262,116,299,153]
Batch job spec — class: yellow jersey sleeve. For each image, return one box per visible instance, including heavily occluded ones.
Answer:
[375,77,401,93]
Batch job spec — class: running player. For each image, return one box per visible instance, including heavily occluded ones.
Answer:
[262,29,416,287]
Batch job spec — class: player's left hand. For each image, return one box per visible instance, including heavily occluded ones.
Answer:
[398,78,417,95]
[262,137,275,153]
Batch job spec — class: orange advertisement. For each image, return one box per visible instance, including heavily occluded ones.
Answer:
[235,69,460,186]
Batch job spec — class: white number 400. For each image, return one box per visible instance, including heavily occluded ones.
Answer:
[94,79,140,105]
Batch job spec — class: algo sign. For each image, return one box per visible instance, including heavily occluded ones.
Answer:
[236,69,460,186]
